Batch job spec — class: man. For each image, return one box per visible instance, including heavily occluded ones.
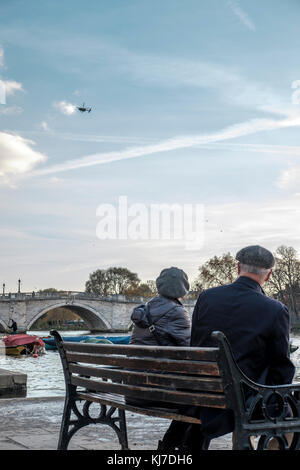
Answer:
[8,318,17,334]
[159,245,295,450]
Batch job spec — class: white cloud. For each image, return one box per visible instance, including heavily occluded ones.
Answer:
[0,46,23,101]
[0,79,23,104]
[277,167,300,192]
[54,100,76,115]
[41,121,50,131]
[4,80,23,95]
[0,132,47,183]
[0,105,23,115]
[114,50,289,116]
[205,199,300,250]
[227,0,256,31]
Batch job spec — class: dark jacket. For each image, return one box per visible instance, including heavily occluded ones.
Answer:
[191,276,295,386]
[130,295,191,347]
[187,275,295,440]
[126,295,191,408]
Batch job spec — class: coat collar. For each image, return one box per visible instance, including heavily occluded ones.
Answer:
[158,294,183,305]
[233,276,265,294]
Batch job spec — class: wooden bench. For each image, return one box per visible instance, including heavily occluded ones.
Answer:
[51,330,300,450]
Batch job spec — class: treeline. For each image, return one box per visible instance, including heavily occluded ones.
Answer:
[84,245,300,315]
[41,245,300,315]
[85,267,158,297]
[191,245,300,315]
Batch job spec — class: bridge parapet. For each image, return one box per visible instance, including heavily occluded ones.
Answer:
[0,291,196,333]
[0,292,141,303]
[0,291,198,305]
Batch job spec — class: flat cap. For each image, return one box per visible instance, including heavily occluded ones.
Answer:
[235,245,275,269]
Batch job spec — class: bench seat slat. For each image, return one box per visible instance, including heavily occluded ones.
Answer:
[64,342,218,362]
[71,375,227,408]
[76,391,203,424]
[66,352,220,376]
[69,364,224,392]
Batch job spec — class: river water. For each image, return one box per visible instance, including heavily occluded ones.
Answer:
[1,330,300,398]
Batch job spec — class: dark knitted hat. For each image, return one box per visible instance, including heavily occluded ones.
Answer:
[236,245,275,269]
[156,267,190,299]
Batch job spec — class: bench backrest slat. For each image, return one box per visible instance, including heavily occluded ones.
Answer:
[64,341,218,362]
[71,375,226,409]
[65,351,220,376]
[69,363,224,392]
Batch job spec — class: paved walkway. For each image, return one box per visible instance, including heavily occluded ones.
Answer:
[0,396,232,450]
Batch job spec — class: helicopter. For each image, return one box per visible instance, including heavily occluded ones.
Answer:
[77,103,92,113]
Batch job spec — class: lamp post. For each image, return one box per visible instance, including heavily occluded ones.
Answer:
[18,279,21,294]
[2,283,5,296]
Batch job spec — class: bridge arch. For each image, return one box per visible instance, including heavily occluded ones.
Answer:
[0,318,7,333]
[27,302,112,331]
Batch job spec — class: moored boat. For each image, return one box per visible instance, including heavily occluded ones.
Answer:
[80,338,113,344]
[1,334,45,356]
[41,334,130,350]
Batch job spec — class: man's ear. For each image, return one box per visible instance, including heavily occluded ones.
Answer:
[265,269,272,282]
[237,262,241,275]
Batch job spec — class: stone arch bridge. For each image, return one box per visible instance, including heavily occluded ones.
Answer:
[0,292,196,333]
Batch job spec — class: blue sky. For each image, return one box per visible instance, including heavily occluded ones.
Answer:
[1,0,300,291]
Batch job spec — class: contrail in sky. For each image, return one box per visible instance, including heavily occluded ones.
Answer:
[31,114,300,177]
[227,0,256,31]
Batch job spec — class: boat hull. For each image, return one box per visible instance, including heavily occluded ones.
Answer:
[5,345,27,356]
[42,335,130,349]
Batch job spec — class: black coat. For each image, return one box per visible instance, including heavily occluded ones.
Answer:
[189,276,295,439]
[191,275,295,385]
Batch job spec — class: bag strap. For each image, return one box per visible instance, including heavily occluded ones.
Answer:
[145,303,178,346]
[145,303,164,345]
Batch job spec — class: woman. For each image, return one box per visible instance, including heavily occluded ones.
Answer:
[130,266,191,347]
[128,266,192,450]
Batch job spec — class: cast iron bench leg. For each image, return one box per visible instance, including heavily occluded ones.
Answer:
[57,397,129,450]
[58,397,74,450]
[118,409,129,450]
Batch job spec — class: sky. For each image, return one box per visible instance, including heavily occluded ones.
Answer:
[1,0,300,292]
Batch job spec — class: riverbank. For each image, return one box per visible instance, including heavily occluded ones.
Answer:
[0,396,232,450]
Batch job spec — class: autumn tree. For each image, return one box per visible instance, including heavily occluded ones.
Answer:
[266,245,300,315]
[85,267,140,296]
[192,246,300,315]
[123,279,158,297]
[193,252,237,290]
[145,280,158,295]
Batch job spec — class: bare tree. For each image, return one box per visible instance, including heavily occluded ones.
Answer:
[124,283,153,298]
[193,252,237,290]
[85,267,140,296]
[267,246,300,315]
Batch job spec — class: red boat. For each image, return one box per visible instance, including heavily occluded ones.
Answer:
[1,334,45,356]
